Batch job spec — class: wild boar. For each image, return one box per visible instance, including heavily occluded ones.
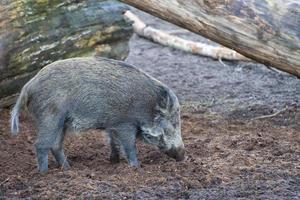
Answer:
[11,57,185,172]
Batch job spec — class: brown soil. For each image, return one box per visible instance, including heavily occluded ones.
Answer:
[1,8,300,200]
[0,107,299,199]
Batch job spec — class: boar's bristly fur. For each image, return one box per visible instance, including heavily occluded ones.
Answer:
[11,57,185,172]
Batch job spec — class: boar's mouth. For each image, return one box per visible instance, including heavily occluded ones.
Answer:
[165,146,185,161]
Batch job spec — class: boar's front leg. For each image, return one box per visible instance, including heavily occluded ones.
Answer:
[108,124,139,167]
[108,135,120,163]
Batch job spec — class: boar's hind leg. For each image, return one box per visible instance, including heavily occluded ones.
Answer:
[35,116,66,172]
[109,124,139,167]
[51,129,70,170]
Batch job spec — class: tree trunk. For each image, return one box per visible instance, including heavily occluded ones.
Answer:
[121,0,300,77]
[0,0,133,107]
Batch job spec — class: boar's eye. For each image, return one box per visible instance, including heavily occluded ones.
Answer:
[143,133,157,142]
[144,133,153,140]
[143,132,162,146]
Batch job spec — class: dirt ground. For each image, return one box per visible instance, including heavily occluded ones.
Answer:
[1,108,299,199]
[1,8,300,200]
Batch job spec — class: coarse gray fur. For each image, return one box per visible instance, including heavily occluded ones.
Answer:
[10,57,185,172]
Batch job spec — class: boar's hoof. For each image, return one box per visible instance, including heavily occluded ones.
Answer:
[129,160,140,168]
[110,155,120,164]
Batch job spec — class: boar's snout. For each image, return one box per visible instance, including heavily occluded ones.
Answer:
[166,146,185,162]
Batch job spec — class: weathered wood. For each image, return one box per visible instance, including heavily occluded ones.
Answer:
[121,0,300,77]
[124,11,250,61]
[0,0,133,107]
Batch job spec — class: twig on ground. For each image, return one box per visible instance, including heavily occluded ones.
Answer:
[25,162,33,166]
[61,155,68,171]
[0,178,9,185]
[251,107,288,121]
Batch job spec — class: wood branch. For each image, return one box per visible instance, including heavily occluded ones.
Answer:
[251,106,288,121]
[0,0,133,107]
[124,11,250,61]
[121,0,300,77]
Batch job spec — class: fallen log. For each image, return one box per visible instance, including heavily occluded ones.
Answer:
[121,0,300,77]
[124,11,250,61]
[0,0,133,107]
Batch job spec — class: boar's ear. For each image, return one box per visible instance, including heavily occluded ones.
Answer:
[156,88,173,115]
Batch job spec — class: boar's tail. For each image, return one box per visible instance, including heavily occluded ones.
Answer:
[10,82,30,135]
